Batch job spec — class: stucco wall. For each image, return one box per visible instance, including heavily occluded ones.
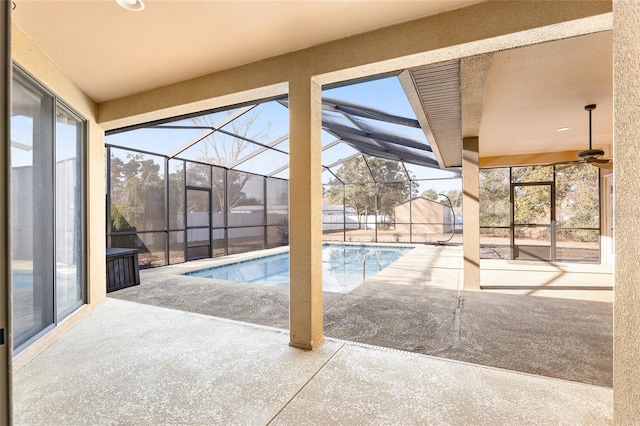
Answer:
[10,23,106,368]
[613,0,640,421]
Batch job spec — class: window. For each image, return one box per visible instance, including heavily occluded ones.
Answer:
[11,66,86,351]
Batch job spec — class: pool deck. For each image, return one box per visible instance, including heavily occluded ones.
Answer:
[14,243,614,424]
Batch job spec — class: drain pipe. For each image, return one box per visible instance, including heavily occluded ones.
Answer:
[437,193,456,244]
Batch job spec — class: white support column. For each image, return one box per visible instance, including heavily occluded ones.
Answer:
[613,0,640,421]
[462,137,480,289]
[288,77,324,350]
[0,0,12,422]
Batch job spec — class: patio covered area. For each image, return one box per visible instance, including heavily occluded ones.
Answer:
[6,0,640,423]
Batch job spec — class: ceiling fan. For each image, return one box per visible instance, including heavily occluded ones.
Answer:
[555,104,612,172]
[577,104,611,166]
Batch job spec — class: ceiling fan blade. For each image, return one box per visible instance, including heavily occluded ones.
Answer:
[554,162,582,172]
[586,157,609,164]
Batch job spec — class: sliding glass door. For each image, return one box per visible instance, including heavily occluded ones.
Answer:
[11,67,85,351]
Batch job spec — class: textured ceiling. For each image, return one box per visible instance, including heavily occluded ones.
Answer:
[478,31,613,159]
[11,0,480,103]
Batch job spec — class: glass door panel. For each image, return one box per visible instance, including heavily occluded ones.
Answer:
[11,74,55,348]
[56,106,84,319]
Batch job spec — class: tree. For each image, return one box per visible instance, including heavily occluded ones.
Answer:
[326,157,418,226]
[555,163,599,241]
[421,188,438,201]
[442,189,462,207]
[110,153,164,232]
[479,168,510,227]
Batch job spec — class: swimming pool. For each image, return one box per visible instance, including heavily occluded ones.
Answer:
[185,244,414,293]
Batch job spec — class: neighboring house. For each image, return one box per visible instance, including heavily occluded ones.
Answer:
[394,197,463,234]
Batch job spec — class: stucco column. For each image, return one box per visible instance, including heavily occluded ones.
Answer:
[613,0,640,421]
[462,137,480,289]
[288,77,324,350]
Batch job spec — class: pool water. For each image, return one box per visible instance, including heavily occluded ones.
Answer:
[185,244,413,293]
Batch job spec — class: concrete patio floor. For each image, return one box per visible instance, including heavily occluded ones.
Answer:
[110,244,613,387]
[14,298,613,425]
[14,243,614,424]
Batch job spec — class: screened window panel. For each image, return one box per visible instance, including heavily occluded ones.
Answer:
[177,132,259,167]
[348,230,375,243]
[186,161,211,188]
[111,232,167,268]
[274,139,289,153]
[322,143,359,167]
[212,167,226,227]
[187,245,210,261]
[322,185,350,238]
[187,228,210,247]
[511,165,553,183]
[321,130,340,147]
[105,127,203,156]
[556,229,599,263]
[168,159,184,230]
[322,169,338,185]
[233,149,289,176]
[479,168,510,227]
[228,172,265,227]
[219,101,289,142]
[267,225,288,249]
[266,178,289,226]
[228,227,265,254]
[513,185,551,225]
[405,163,460,180]
[480,228,511,260]
[377,182,411,227]
[555,163,599,229]
[365,157,409,183]
[212,229,226,257]
[272,168,289,180]
[110,148,165,232]
[410,198,445,239]
[186,189,210,227]
[331,157,374,184]
[165,106,251,130]
[343,182,376,212]
[169,231,185,265]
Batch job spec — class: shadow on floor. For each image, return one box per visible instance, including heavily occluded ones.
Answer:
[110,269,613,388]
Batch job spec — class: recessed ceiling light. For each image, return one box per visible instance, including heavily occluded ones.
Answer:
[556,127,570,132]
[115,0,145,12]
